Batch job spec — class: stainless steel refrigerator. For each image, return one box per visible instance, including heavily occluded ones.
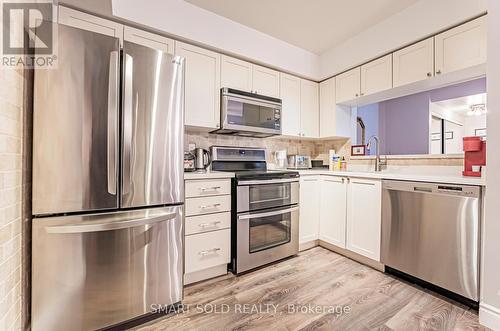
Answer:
[32,24,185,331]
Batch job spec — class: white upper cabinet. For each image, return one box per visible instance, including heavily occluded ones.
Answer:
[123,26,174,54]
[221,55,253,92]
[299,177,321,244]
[393,38,434,87]
[335,67,361,104]
[280,73,301,137]
[252,65,280,97]
[300,80,319,138]
[221,55,280,97]
[176,42,221,129]
[319,77,336,138]
[361,54,393,96]
[58,6,124,45]
[435,16,487,75]
[320,177,347,248]
[346,178,382,261]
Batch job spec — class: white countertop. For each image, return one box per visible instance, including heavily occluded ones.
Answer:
[184,171,235,180]
[298,169,486,186]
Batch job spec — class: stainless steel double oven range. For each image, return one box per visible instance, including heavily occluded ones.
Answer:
[211,146,300,274]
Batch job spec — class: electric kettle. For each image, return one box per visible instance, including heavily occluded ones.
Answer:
[195,148,211,172]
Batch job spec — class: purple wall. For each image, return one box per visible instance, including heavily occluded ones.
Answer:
[356,78,486,155]
[379,92,430,155]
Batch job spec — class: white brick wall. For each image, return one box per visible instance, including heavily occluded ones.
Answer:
[0,66,24,330]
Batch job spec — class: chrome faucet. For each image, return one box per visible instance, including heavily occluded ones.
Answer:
[367,136,387,172]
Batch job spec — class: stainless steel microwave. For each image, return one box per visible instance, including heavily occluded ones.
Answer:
[212,88,282,138]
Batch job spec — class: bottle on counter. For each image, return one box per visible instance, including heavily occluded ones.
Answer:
[329,150,336,171]
[340,157,347,171]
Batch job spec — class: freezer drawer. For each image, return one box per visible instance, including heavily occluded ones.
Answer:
[381,180,481,301]
[32,206,184,331]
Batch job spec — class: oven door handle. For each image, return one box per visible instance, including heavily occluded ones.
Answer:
[238,206,299,220]
[238,178,299,185]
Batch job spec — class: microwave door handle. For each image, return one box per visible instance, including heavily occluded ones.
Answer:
[122,53,134,194]
[45,212,177,234]
[238,206,299,220]
[107,50,119,195]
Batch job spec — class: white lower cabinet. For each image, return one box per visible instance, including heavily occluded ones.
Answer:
[185,229,231,274]
[184,178,232,284]
[345,178,382,261]
[299,176,320,244]
[319,176,347,248]
[301,175,382,262]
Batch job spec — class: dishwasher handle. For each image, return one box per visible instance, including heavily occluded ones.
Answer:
[383,180,480,198]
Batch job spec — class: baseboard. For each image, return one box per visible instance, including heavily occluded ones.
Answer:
[184,264,228,285]
[319,240,385,272]
[480,303,500,330]
[299,240,319,252]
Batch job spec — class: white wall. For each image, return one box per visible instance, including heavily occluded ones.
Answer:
[111,0,320,79]
[319,0,487,80]
[480,0,500,329]
[464,115,486,137]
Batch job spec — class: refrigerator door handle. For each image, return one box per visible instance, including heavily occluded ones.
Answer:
[107,50,119,195]
[123,53,134,195]
[44,212,177,234]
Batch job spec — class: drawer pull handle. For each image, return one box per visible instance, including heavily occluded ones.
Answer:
[198,248,221,256]
[199,186,221,192]
[198,221,221,228]
[199,203,221,209]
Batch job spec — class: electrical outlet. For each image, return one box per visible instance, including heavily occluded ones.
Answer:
[188,143,196,151]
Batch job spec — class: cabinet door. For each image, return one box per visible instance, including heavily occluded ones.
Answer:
[346,178,382,261]
[176,42,221,129]
[393,38,434,87]
[361,54,393,96]
[300,79,319,138]
[320,177,347,248]
[280,73,301,137]
[221,55,252,92]
[299,177,320,244]
[252,65,280,97]
[435,16,487,75]
[335,67,361,104]
[319,77,336,138]
[124,26,174,54]
[58,6,123,45]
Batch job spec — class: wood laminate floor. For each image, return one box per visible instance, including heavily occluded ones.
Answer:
[135,247,487,331]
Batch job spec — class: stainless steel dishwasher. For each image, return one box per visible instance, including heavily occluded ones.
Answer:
[381,180,481,302]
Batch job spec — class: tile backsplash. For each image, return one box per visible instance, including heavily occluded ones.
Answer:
[0,68,24,331]
[185,129,350,164]
[185,129,464,167]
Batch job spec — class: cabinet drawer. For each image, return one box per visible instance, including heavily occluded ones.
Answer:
[185,212,231,235]
[185,179,231,198]
[185,195,231,216]
[185,229,231,273]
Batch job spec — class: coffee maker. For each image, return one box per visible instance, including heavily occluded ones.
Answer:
[463,136,486,177]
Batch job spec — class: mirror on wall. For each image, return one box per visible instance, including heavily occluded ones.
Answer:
[354,78,486,156]
[429,94,487,154]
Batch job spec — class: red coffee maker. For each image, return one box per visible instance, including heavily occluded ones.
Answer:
[463,136,486,177]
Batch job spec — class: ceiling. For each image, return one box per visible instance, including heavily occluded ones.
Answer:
[433,93,487,115]
[185,0,420,54]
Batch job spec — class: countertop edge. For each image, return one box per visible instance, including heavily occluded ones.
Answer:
[298,170,486,186]
[184,171,235,180]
